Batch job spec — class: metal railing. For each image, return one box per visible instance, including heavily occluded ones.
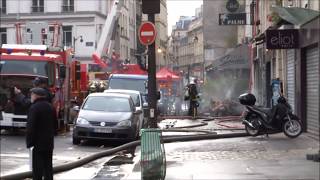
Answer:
[31,6,44,13]
[62,5,74,12]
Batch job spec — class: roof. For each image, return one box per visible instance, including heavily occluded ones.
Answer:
[156,68,180,80]
[272,6,320,26]
[206,44,250,72]
[110,74,148,80]
[104,89,141,95]
[88,92,132,99]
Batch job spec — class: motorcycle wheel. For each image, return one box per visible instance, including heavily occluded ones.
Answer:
[283,118,302,138]
[245,124,259,136]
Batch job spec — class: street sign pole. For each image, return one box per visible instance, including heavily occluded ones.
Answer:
[147,14,157,128]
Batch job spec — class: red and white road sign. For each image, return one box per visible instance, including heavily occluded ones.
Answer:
[139,21,157,46]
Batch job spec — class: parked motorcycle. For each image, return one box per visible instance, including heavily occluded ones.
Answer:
[239,93,302,138]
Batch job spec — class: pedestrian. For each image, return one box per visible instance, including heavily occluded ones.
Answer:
[26,88,56,180]
[14,77,54,107]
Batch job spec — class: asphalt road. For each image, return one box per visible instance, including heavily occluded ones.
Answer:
[1,120,319,180]
[0,129,130,179]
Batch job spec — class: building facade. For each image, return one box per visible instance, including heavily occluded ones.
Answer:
[203,0,239,63]
[169,10,203,78]
[0,0,140,66]
[250,0,319,140]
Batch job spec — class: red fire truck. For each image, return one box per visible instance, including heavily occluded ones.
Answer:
[0,22,81,131]
[92,0,147,76]
[0,44,73,130]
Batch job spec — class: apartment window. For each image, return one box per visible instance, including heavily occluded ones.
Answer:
[32,0,44,13]
[62,26,72,47]
[0,28,7,46]
[62,0,74,12]
[0,0,6,14]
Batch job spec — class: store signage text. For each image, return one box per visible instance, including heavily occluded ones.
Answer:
[219,13,247,25]
[266,29,299,49]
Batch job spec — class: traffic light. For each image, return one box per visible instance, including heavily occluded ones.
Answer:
[142,0,160,14]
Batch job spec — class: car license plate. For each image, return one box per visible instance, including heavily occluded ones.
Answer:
[13,122,26,127]
[94,128,112,133]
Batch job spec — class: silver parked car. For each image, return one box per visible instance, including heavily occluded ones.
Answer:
[104,89,147,130]
[72,93,142,145]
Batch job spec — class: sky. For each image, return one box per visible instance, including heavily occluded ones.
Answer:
[167,0,203,35]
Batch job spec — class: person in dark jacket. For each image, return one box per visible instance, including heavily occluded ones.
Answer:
[27,88,56,180]
[187,79,199,117]
[14,77,54,107]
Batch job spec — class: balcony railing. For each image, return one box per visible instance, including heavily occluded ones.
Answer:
[62,5,74,12]
[31,6,44,13]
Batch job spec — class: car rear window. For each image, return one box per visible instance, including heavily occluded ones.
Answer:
[83,96,131,112]
[107,92,140,107]
[109,78,146,92]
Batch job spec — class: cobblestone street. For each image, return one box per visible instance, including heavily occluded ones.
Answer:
[126,132,319,180]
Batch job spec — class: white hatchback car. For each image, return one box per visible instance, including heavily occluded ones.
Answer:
[104,89,146,131]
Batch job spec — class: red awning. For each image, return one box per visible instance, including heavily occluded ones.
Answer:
[156,68,180,81]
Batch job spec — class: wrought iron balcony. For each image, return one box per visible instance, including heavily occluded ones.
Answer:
[62,5,74,12]
[31,6,44,13]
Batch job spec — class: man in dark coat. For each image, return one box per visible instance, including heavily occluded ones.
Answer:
[14,77,54,107]
[27,88,55,180]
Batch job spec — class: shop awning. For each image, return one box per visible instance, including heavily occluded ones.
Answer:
[206,44,250,72]
[272,6,320,26]
[156,68,180,81]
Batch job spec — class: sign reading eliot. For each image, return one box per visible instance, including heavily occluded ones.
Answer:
[266,29,299,49]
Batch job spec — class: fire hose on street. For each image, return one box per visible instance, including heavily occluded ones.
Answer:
[1,132,249,180]
[159,115,244,130]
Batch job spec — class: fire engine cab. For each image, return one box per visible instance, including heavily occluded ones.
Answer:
[0,22,73,131]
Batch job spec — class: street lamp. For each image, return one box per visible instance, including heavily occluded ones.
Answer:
[157,47,162,54]
[73,35,83,55]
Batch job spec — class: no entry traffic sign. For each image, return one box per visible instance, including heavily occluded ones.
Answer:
[139,21,157,46]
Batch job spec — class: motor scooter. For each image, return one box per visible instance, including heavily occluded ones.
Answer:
[239,93,302,138]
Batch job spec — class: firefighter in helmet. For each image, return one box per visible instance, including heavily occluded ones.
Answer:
[187,78,199,117]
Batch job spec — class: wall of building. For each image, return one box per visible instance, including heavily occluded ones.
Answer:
[203,0,238,62]
[1,0,147,65]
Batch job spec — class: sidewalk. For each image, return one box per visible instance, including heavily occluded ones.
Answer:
[124,133,319,180]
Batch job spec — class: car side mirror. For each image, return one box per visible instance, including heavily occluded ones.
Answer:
[72,106,80,112]
[135,109,142,114]
[59,65,66,79]
[157,91,161,100]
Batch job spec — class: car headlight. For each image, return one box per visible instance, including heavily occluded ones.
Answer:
[117,120,131,127]
[76,118,89,125]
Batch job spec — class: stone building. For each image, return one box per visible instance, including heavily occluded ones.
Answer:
[250,0,319,140]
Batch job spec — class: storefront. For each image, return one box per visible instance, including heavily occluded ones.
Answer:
[286,49,296,113]
[264,7,319,139]
[305,45,319,139]
[297,16,319,140]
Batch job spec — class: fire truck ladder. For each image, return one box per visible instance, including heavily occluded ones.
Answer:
[92,0,122,67]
